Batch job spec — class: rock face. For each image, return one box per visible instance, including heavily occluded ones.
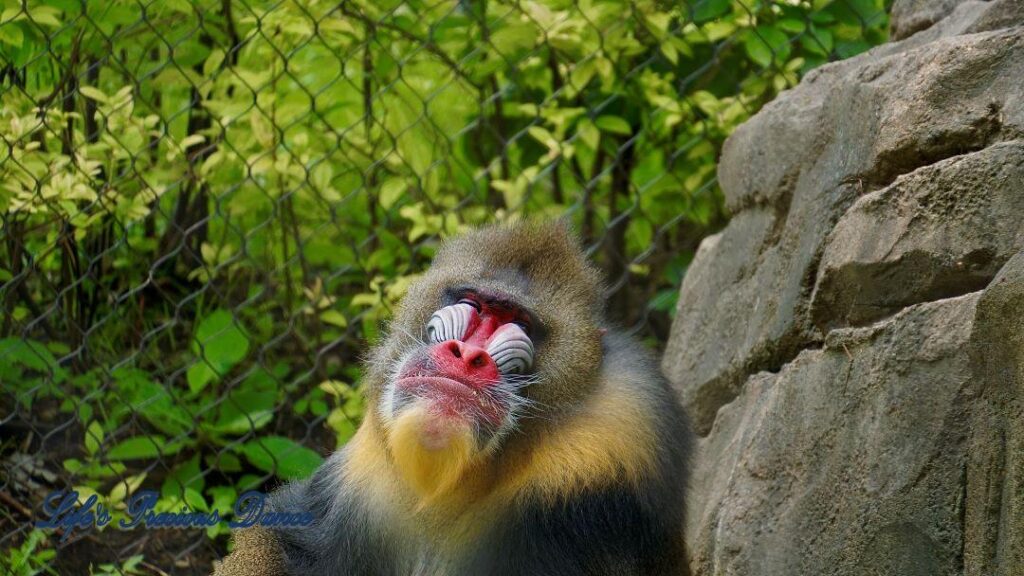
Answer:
[890,0,972,39]
[663,2,1024,574]
[812,142,1024,330]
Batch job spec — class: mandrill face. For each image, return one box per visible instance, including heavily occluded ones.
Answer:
[381,287,540,457]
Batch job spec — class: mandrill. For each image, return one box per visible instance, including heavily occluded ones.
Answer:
[213,221,693,576]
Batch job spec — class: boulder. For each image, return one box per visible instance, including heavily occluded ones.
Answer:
[663,182,858,434]
[891,0,973,40]
[717,23,1023,214]
[811,141,1024,329]
[964,251,1024,573]
[664,1,1024,573]
[687,294,980,575]
[664,5,1024,434]
[893,0,1024,40]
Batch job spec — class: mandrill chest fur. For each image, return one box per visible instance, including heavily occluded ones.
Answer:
[212,221,693,576]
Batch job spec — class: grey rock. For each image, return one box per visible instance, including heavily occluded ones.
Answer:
[891,0,974,40]
[719,26,1023,213]
[668,2,1024,574]
[686,294,981,576]
[664,181,858,434]
[662,209,780,434]
[811,141,1024,330]
[964,251,1024,574]
[665,20,1024,435]
[890,0,1024,41]
[965,0,1024,34]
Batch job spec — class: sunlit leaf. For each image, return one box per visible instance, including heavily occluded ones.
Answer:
[106,436,183,460]
[595,115,632,136]
[241,436,323,480]
[188,310,250,393]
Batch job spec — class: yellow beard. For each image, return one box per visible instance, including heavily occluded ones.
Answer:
[387,404,478,503]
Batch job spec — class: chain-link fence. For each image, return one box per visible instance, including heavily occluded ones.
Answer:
[0,0,888,573]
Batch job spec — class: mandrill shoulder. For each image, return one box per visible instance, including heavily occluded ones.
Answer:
[466,329,692,575]
[508,329,690,497]
[598,328,693,467]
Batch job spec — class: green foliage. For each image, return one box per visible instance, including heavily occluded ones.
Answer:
[0,0,888,568]
[3,530,57,576]
[188,309,251,393]
[241,436,325,480]
[88,555,146,576]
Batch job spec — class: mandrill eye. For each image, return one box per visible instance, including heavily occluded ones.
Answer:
[487,324,535,375]
[427,302,476,343]
[457,297,482,312]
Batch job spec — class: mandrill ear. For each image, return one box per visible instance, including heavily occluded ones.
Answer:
[598,327,608,337]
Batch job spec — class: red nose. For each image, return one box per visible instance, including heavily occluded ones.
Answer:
[432,340,500,384]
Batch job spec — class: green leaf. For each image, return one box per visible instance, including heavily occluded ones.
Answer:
[527,126,558,149]
[0,7,23,25]
[186,363,212,393]
[78,85,108,103]
[320,309,348,328]
[743,34,772,68]
[203,48,225,77]
[649,288,680,313]
[26,6,62,27]
[189,309,250,393]
[594,115,632,136]
[185,487,208,511]
[489,22,537,57]
[577,118,600,151]
[116,368,193,436]
[568,59,597,94]
[777,19,806,34]
[810,11,836,24]
[328,407,358,446]
[802,26,834,56]
[692,0,730,23]
[0,337,56,372]
[210,389,277,435]
[0,22,23,48]
[836,39,872,58]
[208,452,243,473]
[241,436,323,480]
[85,421,103,456]
[106,435,181,460]
[743,26,790,68]
[162,455,204,499]
[660,40,678,65]
[379,178,407,210]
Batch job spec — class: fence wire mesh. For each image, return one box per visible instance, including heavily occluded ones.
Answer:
[1,0,888,573]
